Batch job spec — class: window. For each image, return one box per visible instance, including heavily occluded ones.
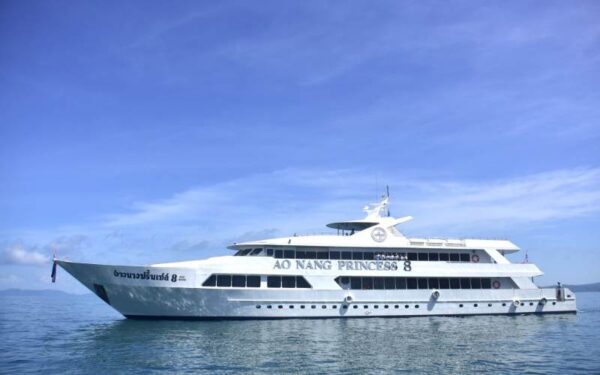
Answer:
[250,248,262,256]
[460,278,470,289]
[202,275,216,287]
[296,276,312,289]
[481,279,491,289]
[407,278,417,289]
[241,249,252,256]
[384,305,389,309]
[405,305,409,309]
[311,305,316,309]
[289,305,294,309]
[350,277,361,289]
[232,275,245,287]
[450,278,460,289]
[353,305,358,309]
[305,251,316,259]
[471,278,481,289]
[429,253,439,261]
[284,250,295,259]
[415,305,420,308]
[341,252,352,260]
[296,250,306,259]
[439,253,449,261]
[267,276,281,288]
[418,278,428,289]
[459,304,463,308]
[275,250,283,259]
[449,253,459,262]
[474,304,478,307]
[266,248,274,256]
[282,276,295,288]
[363,252,374,260]
[322,305,327,309]
[301,305,305,309]
[340,277,350,285]
[408,253,418,261]
[353,252,363,260]
[330,251,340,259]
[317,251,328,259]
[460,253,470,262]
[385,277,395,290]
[267,305,272,309]
[418,253,428,261]
[363,277,373,290]
[396,278,406,289]
[247,276,261,287]
[439,278,450,289]
[374,278,384,290]
[429,278,439,289]
[217,275,232,287]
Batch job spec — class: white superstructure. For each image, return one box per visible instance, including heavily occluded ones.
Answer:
[56,194,576,319]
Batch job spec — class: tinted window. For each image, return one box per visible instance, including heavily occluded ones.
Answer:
[418,278,428,289]
[330,251,340,260]
[449,253,459,262]
[385,277,395,289]
[439,253,449,261]
[418,253,428,261]
[317,251,328,259]
[202,275,216,287]
[460,278,470,289]
[460,253,470,262]
[450,278,460,289]
[242,249,252,256]
[284,250,295,259]
[481,278,491,289]
[267,276,281,288]
[362,277,373,290]
[408,253,418,261]
[305,251,316,259]
[247,276,260,287]
[217,275,232,287]
[275,250,283,259]
[439,278,450,289]
[429,253,439,261]
[406,278,417,289]
[296,250,306,259]
[266,248,274,256]
[396,278,407,289]
[341,252,352,260]
[429,278,439,289]
[250,248,262,255]
[296,276,311,288]
[374,278,384,289]
[232,275,245,287]
[363,252,374,260]
[351,277,361,289]
[282,276,295,288]
[471,278,481,289]
[353,252,364,260]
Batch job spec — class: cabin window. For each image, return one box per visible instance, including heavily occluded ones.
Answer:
[418,278,428,289]
[460,253,470,262]
[439,278,450,289]
[429,253,439,261]
[305,251,316,259]
[481,278,492,289]
[330,251,340,259]
[471,278,482,289]
[351,277,362,289]
[429,278,439,289]
[317,251,328,260]
[247,276,261,287]
[449,253,459,262]
[296,276,312,288]
[296,250,306,259]
[407,253,418,261]
[341,252,352,260]
[460,278,470,289]
[340,277,350,285]
[282,276,296,288]
[241,249,252,256]
[274,250,283,259]
[217,275,232,287]
[232,275,245,287]
[202,275,216,287]
[396,278,407,289]
[449,278,460,289]
[363,252,374,260]
[374,278,385,290]
[418,253,428,261]
[250,248,262,256]
[267,276,281,288]
[266,248,274,256]
[362,277,373,290]
[439,253,449,261]
[284,250,295,259]
[407,278,417,289]
[385,277,395,289]
[353,252,364,260]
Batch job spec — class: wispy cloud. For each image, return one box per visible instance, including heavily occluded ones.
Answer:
[0,243,49,266]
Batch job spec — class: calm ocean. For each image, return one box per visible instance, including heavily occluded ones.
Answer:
[1,291,599,374]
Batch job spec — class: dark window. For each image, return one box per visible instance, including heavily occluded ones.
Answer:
[282,276,296,288]
[241,249,252,256]
[429,253,439,261]
[394,305,399,309]
[502,303,506,307]
[342,305,348,309]
[341,252,352,260]
[296,250,306,259]
[296,276,312,289]
[460,253,470,262]
[481,279,491,289]
[253,305,260,309]
[374,305,379,309]
[408,253,418,261]
[278,305,283,309]
[439,278,450,289]
[449,253,459,262]
[266,248,274,256]
[429,278,439,289]
[340,277,350,285]
[232,275,245,287]
[374,278,384,290]
[322,305,327,309]
[284,250,295,259]
[450,278,460,289]
[385,277,395,289]
[474,304,478,307]
[363,252,374,260]
[418,278,428,289]
[317,251,328,259]
[330,251,340,259]
[460,278,470,289]
[289,305,294,309]
[301,305,305,309]
[351,277,362,289]
[362,277,373,290]
[353,252,363,260]
[396,278,407,289]
[364,305,368,309]
[407,278,417,289]
[471,278,481,289]
[250,248,262,255]
[275,250,283,259]
[217,275,232,287]
[384,305,389,309]
[415,305,420,308]
[418,253,428,261]
[246,275,261,287]
[332,305,337,309]
[305,251,316,259]
[311,305,316,309]
[488,303,492,307]
[202,275,216,287]
[439,253,449,261]
[353,305,358,309]
[459,304,463,308]
[267,305,272,309]
[267,276,281,288]
[405,305,409,309]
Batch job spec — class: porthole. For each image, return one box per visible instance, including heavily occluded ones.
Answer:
[374,305,379,309]
[332,305,338,309]
[311,305,316,309]
[256,305,261,309]
[502,303,506,307]
[529,302,534,306]
[267,305,272,309]
[405,305,409,309]
[300,305,305,309]
[322,305,327,309]
[342,305,348,309]
[394,305,399,309]
[384,305,389,309]
[353,305,358,309]
[488,303,492,307]
[474,304,478,307]
[364,305,368,309]
[552,302,556,305]
[289,305,294,309]
[278,305,283,309]
[459,304,463,308]
[415,305,420,309]
[520,303,524,306]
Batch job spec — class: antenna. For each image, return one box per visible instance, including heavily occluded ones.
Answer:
[386,185,390,217]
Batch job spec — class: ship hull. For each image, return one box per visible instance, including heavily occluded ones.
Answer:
[58,260,577,320]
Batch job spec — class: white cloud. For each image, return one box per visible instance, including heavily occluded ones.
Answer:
[1,243,49,266]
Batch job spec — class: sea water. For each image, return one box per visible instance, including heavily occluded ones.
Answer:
[1,292,599,374]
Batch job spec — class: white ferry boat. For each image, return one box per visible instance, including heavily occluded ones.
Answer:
[54,194,576,319]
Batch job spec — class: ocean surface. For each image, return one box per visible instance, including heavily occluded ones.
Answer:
[1,292,600,374]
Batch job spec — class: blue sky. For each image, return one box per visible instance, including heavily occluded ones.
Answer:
[1,1,599,293]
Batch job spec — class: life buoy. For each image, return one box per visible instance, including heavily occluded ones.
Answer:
[492,280,501,289]
[471,254,480,263]
[513,299,520,307]
[344,295,353,304]
[431,290,440,299]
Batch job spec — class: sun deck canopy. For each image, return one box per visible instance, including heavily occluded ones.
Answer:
[326,221,378,231]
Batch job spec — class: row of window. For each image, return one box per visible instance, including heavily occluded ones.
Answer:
[335,277,495,290]
[254,301,558,310]
[235,248,475,262]
[202,274,312,289]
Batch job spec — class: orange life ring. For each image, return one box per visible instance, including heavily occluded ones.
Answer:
[471,254,480,263]
[492,280,501,289]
